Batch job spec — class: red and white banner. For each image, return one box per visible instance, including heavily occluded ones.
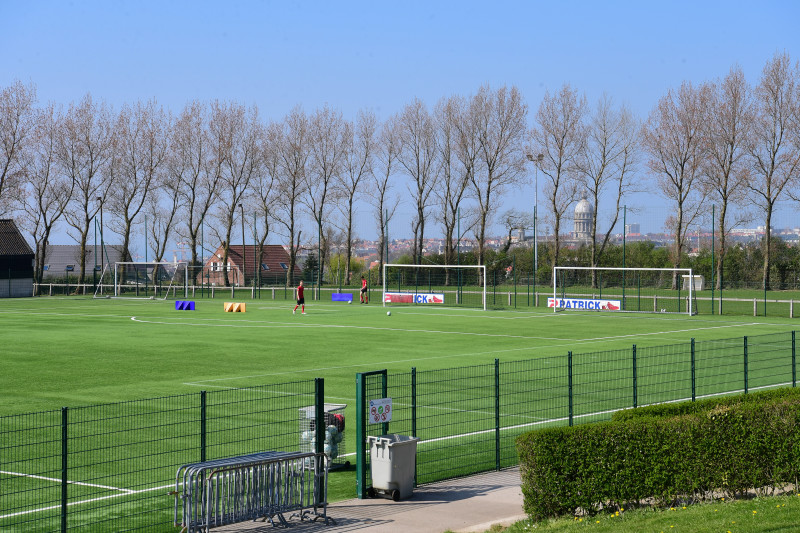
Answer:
[548,298,621,311]
[384,292,444,304]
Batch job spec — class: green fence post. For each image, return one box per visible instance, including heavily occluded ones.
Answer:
[744,336,749,395]
[412,367,417,486]
[691,338,696,402]
[513,256,517,308]
[792,331,797,387]
[61,406,68,533]
[200,391,207,462]
[495,358,500,471]
[411,368,417,438]
[315,378,325,504]
[315,378,325,456]
[356,372,366,499]
[632,344,638,409]
[568,351,573,427]
[381,371,389,437]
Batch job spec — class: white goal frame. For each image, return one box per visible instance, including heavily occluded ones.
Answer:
[552,266,696,315]
[93,261,188,300]
[382,263,487,310]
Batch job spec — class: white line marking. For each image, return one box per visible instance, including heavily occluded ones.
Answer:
[0,470,133,492]
[0,482,173,520]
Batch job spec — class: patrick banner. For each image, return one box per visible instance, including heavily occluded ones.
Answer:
[384,292,445,304]
[547,297,621,311]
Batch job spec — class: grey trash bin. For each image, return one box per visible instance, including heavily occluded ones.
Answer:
[366,434,419,501]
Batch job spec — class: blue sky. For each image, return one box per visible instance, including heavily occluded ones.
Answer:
[2,1,799,247]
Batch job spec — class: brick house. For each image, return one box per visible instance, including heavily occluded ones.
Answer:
[200,244,302,286]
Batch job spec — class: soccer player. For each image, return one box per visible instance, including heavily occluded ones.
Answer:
[360,274,368,304]
[293,280,306,314]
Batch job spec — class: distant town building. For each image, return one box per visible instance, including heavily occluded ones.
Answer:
[625,223,641,235]
[573,198,594,242]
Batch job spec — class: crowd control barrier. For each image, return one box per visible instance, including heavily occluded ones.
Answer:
[174,451,331,531]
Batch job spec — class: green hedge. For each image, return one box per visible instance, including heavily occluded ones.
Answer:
[612,387,800,422]
[516,392,800,520]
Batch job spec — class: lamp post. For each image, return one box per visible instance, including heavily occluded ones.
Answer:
[239,204,245,287]
[96,196,104,295]
[526,154,544,288]
[96,196,104,264]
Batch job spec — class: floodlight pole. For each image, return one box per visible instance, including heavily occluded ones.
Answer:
[526,154,544,302]
[239,204,245,287]
[96,196,104,266]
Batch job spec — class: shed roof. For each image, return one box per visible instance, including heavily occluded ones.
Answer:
[0,219,34,256]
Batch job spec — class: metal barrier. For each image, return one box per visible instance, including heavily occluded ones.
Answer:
[174,451,331,531]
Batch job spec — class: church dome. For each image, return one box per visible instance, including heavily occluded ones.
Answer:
[575,198,594,215]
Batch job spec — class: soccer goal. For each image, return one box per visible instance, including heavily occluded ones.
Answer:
[552,267,697,315]
[93,262,188,300]
[382,263,487,310]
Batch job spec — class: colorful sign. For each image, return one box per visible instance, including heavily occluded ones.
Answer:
[384,292,444,304]
[547,298,621,311]
[369,398,392,424]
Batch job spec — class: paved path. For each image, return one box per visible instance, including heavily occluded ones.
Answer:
[217,468,525,533]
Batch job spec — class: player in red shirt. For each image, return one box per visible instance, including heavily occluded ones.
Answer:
[293,280,306,314]
[360,275,368,304]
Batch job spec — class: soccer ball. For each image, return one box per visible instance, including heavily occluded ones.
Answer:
[387,311,391,316]
[348,300,352,304]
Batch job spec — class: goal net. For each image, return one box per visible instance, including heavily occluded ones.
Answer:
[382,263,487,310]
[93,262,188,300]
[552,267,697,315]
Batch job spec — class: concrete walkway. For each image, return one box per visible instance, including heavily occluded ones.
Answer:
[217,468,525,533]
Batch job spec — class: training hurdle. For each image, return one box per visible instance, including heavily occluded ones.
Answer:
[175,300,196,311]
[174,451,331,532]
[223,302,246,312]
[331,293,353,303]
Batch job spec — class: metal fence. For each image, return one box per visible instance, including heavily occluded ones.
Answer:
[355,331,798,498]
[0,380,326,532]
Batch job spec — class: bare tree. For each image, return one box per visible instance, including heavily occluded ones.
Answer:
[397,98,438,263]
[107,99,169,268]
[0,80,36,216]
[577,94,639,286]
[251,121,279,287]
[701,66,753,290]
[304,105,347,284]
[210,101,264,287]
[643,81,710,288]
[20,103,74,283]
[274,106,310,286]
[371,114,401,278]
[747,52,800,291]
[531,84,586,281]
[471,85,528,274]
[59,94,115,284]
[146,174,181,265]
[499,208,533,253]
[171,101,221,270]
[338,109,375,284]
[434,95,474,279]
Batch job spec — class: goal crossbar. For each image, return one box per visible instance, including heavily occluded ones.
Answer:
[382,263,487,310]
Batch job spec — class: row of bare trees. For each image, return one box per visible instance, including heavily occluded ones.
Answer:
[1,52,799,289]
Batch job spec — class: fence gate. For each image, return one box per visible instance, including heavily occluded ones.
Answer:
[355,370,389,499]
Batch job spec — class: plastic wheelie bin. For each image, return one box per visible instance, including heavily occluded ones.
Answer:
[366,434,420,501]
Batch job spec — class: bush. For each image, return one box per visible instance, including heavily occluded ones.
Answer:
[516,390,800,521]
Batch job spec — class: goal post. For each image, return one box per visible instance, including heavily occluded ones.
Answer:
[382,263,487,310]
[93,261,188,300]
[552,266,697,315]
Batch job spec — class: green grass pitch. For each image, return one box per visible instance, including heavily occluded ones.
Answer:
[1,294,798,530]
[1,294,797,416]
